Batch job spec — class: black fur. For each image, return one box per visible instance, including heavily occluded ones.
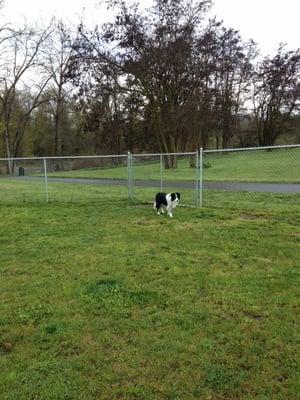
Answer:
[175,192,181,201]
[170,192,181,202]
[155,192,168,210]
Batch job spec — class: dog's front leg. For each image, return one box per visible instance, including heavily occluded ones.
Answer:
[166,207,173,218]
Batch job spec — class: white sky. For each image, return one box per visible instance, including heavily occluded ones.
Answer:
[1,0,299,56]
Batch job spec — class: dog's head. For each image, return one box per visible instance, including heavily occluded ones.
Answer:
[171,192,181,203]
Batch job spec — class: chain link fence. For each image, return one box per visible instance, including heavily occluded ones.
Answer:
[129,152,200,207]
[202,145,300,210]
[0,155,128,204]
[0,157,46,203]
[0,144,299,209]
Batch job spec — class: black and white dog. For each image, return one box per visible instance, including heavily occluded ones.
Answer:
[153,192,181,218]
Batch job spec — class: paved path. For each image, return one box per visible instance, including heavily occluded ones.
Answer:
[6,176,300,193]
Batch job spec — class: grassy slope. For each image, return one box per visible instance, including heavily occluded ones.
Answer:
[43,148,300,183]
[0,188,299,399]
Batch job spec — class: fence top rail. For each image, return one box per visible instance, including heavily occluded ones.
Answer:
[0,144,299,161]
[203,144,300,153]
[0,152,196,161]
[0,154,128,162]
[133,152,197,157]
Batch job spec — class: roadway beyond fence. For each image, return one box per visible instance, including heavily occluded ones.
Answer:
[7,175,300,194]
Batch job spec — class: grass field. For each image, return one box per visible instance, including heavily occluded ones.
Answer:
[1,178,300,210]
[42,147,300,183]
[0,184,299,399]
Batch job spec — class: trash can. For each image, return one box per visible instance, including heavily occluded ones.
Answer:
[19,167,25,176]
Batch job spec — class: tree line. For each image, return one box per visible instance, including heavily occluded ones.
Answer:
[0,0,299,170]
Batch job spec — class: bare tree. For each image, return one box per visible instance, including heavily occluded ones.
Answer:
[252,45,300,146]
[42,21,78,157]
[64,0,299,160]
[102,0,212,167]
[70,0,256,162]
[213,27,256,148]
[0,24,53,172]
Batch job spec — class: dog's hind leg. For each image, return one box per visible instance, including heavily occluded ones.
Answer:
[154,202,161,215]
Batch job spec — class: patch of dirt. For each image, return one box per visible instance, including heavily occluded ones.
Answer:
[242,310,264,320]
[239,213,270,221]
[0,341,13,354]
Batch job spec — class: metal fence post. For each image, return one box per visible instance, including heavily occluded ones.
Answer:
[199,147,203,207]
[195,150,199,206]
[43,158,49,203]
[127,151,131,200]
[131,152,134,200]
[160,154,163,191]
[127,151,134,201]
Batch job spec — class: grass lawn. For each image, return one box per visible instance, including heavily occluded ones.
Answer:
[1,178,300,210]
[42,147,300,183]
[0,184,299,399]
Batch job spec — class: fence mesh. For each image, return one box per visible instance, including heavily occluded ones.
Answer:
[0,156,128,204]
[131,152,198,207]
[0,145,299,210]
[43,156,128,203]
[0,158,46,203]
[202,146,300,210]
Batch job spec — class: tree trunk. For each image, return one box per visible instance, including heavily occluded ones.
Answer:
[189,154,196,168]
[3,128,13,174]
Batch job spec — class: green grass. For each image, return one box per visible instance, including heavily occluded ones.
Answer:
[0,177,300,216]
[42,148,300,183]
[1,178,300,211]
[0,184,299,399]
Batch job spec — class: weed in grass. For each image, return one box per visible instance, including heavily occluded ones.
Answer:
[16,303,56,326]
[204,364,242,391]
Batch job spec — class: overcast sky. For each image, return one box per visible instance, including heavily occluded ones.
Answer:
[1,0,299,56]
